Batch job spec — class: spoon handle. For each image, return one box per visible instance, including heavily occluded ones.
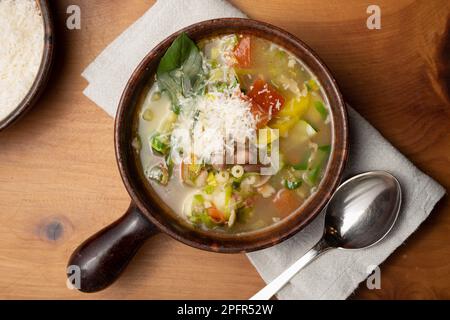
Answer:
[250,238,329,300]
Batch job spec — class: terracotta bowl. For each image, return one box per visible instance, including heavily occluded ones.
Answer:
[0,0,54,131]
[68,18,348,292]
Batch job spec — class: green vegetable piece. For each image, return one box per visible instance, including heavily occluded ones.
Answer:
[314,101,328,120]
[293,162,308,171]
[146,163,169,185]
[293,151,310,171]
[232,180,241,190]
[305,79,319,92]
[204,185,215,194]
[189,212,214,228]
[150,133,169,155]
[284,179,302,190]
[307,166,320,185]
[319,145,331,153]
[165,152,174,176]
[237,206,254,223]
[216,82,228,92]
[189,195,216,228]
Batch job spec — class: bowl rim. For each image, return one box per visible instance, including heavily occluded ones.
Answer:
[115,18,348,253]
[0,0,54,132]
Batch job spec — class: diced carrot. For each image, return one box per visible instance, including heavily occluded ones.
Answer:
[272,189,302,217]
[234,36,251,68]
[207,205,226,223]
[247,79,285,128]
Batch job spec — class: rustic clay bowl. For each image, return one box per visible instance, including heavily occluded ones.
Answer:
[68,18,348,292]
[0,0,54,131]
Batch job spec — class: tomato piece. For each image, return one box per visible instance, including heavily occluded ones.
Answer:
[234,36,251,68]
[272,189,302,217]
[207,205,226,223]
[247,79,285,128]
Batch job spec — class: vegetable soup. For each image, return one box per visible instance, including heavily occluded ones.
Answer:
[132,33,332,233]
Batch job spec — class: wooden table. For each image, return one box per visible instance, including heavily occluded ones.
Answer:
[0,0,448,299]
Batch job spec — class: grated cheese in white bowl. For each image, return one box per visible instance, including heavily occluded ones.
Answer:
[0,0,45,122]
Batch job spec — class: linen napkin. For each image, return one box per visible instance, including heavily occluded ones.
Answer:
[82,0,446,299]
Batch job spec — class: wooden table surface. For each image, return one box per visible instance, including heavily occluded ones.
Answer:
[0,0,449,299]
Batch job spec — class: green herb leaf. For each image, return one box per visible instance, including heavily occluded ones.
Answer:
[157,33,205,113]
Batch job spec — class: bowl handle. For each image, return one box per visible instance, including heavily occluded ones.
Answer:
[66,202,159,292]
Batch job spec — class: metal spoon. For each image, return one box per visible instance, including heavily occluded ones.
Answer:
[250,171,402,300]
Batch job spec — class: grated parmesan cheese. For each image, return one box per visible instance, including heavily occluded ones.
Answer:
[0,0,44,122]
[171,92,257,164]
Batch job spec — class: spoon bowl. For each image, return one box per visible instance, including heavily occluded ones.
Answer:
[251,171,402,300]
[324,171,402,249]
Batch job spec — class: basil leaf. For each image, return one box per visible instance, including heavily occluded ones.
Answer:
[156,33,205,113]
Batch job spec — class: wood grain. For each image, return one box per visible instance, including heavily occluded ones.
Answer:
[0,0,448,299]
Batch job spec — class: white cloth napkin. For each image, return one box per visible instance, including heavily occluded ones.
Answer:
[82,0,446,300]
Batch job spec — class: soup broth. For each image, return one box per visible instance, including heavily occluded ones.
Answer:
[133,33,332,233]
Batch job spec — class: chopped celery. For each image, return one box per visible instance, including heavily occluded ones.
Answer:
[188,194,211,227]
[150,133,170,155]
[204,185,215,194]
[319,145,331,153]
[189,211,214,228]
[307,166,320,185]
[193,194,204,204]
[314,101,328,120]
[284,179,301,190]
[305,79,319,92]
[293,151,310,171]
[164,152,174,176]
[293,162,307,171]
